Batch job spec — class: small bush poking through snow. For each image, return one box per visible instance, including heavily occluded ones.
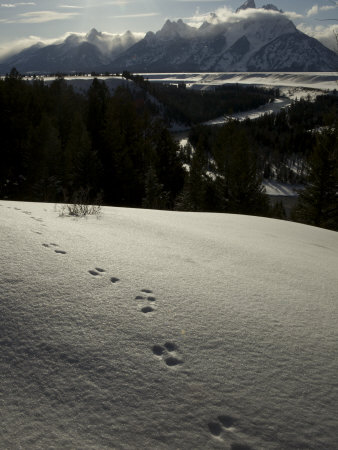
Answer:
[58,189,102,218]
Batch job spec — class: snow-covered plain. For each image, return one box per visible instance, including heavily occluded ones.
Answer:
[1,201,337,449]
[34,72,338,97]
[141,72,338,92]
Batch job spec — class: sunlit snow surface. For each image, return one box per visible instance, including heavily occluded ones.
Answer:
[1,201,337,449]
[141,72,338,91]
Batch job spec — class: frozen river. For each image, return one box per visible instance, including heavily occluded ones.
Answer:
[166,72,337,137]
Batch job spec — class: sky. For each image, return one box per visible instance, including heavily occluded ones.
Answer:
[0,0,338,57]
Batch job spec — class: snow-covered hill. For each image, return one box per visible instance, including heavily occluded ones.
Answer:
[1,201,337,449]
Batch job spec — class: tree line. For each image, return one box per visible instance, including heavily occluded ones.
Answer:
[0,69,184,209]
[122,71,279,125]
[1,68,337,230]
[186,94,338,229]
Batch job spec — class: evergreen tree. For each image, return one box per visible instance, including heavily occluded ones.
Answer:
[295,129,338,230]
[142,166,169,209]
[215,121,269,215]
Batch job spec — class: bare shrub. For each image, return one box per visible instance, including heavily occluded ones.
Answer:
[58,188,102,218]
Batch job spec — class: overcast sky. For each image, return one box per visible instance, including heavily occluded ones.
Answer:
[0,1,338,57]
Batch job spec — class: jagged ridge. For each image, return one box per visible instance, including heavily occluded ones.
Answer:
[0,1,337,74]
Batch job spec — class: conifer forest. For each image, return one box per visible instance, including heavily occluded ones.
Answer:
[1,70,337,230]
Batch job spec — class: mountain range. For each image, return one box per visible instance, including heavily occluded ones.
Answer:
[0,1,337,74]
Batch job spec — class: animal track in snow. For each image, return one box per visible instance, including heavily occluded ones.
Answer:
[88,269,119,284]
[208,422,222,437]
[42,243,66,254]
[152,342,183,367]
[152,345,165,356]
[89,270,100,276]
[42,244,67,254]
[89,268,106,276]
[230,444,253,450]
[135,295,156,302]
[141,306,154,314]
[218,415,237,428]
[135,290,156,313]
[207,414,251,449]
[31,216,44,222]
[164,342,178,352]
[42,243,59,248]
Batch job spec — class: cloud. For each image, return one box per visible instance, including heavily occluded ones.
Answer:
[3,10,80,23]
[59,5,84,9]
[0,29,145,60]
[1,2,35,6]
[112,12,160,19]
[298,22,338,51]
[307,4,337,17]
[99,1,135,5]
[185,5,233,27]
[175,0,224,2]
[284,11,303,20]
[307,5,319,17]
[0,35,56,59]
[185,5,296,28]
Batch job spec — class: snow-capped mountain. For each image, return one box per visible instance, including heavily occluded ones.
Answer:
[236,0,256,13]
[0,29,142,74]
[0,1,337,74]
[247,32,338,72]
[112,3,338,72]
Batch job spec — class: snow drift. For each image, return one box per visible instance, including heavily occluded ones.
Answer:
[1,201,337,449]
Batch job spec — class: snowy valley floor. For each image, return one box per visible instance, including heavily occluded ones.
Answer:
[0,201,337,449]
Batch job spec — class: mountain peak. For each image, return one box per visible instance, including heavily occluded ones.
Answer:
[236,0,256,13]
[86,28,101,41]
[158,18,192,39]
[262,4,283,13]
[162,19,173,29]
[64,34,81,47]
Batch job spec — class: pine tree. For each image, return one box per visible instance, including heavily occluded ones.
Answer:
[142,166,169,209]
[295,129,338,230]
[215,121,269,215]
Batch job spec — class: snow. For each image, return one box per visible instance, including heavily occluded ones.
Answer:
[262,180,302,197]
[204,97,291,126]
[141,72,338,92]
[28,71,338,96]
[1,201,337,449]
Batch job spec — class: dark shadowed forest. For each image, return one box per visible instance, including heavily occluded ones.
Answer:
[1,69,337,230]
